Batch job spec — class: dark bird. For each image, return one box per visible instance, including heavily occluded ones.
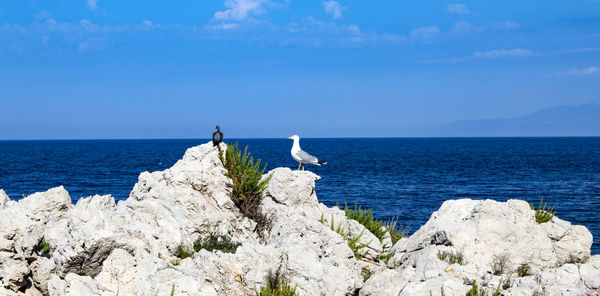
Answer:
[212,125,223,147]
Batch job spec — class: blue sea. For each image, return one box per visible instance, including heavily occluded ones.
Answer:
[1,138,598,254]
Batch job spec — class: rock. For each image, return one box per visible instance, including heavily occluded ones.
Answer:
[0,189,9,208]
[0,142,597,295]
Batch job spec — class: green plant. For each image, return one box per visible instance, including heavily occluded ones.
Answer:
[385,217,405,245]
[491,253,510,275]
[379,251,395,264]
[465,280,479,296]
[441,285,446,296]
[361,266,372,282]
[39,238,50,255]
[176,246,194,259]
[255,268,298,296]
[348,230,370,260]
[517,263,532,277]
[557,254,590,267]
[193,233,241,254]
[530,197,556,224]
[437,250,465,265]
[344,203,387,240]
[170,284,175,296]
[219,143,272,235]
[493,278,502,296]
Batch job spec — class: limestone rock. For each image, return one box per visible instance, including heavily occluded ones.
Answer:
[0,142,597,296]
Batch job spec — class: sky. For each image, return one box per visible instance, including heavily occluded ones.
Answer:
[0,0,599,139]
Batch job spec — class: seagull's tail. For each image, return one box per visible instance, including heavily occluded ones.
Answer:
[317,160,327,165]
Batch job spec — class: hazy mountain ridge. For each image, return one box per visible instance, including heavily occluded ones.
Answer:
[432,103,600,136]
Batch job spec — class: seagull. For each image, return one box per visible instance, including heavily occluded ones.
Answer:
[287,135,326,171]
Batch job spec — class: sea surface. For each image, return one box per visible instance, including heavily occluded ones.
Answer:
[1,138,599,254]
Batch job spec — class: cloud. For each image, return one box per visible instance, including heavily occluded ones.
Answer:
[473,49,534,59]
[214,0,266,22]
[410,26,439,39]
[448,4,470,15]
[451,21,484,34]
[87,0,98,10]
[556,67,598,76]
[495,21,519,30]
[322,1,345,19]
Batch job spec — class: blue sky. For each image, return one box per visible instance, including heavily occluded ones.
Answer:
[1,0,599,139]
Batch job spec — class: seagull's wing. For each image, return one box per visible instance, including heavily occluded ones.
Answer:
[297,149,319,163]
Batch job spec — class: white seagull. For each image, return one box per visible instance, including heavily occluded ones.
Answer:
[287,135,326,171]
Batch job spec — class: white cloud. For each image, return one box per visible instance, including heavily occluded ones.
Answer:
[322,0,345,19]
[410,26,439,39]
[556,67,598,76]
[473,49,534,59]
[214,0,266,22]
[448,4,470,15]
[87,0,98,10]
[451,21,484,34]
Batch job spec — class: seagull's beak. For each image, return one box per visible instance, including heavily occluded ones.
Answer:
[287,137,292,140]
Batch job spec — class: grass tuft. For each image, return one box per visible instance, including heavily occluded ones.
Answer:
[491,253,510,276]
[530,197,556,224]
[517,263,532,277]
[437,250,465,265]
[175,245,194,259]
[219,143,272,236]
[465,280,479,296]
[193,233,241,254]
[255,268,298,296]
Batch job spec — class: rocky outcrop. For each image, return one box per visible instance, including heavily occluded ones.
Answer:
[0,142,598,295]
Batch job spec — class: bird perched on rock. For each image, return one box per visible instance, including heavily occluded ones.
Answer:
[212,126,223,147]
[287,135,326,170]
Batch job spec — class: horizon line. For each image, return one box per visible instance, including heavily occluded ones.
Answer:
[1,135,600,141]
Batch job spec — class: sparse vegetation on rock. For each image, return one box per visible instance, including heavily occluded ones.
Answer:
[193,233,241,254]
[530,197,556,224]
[255,268,298,296]
[437,250,465,265]
[219,142,272,235]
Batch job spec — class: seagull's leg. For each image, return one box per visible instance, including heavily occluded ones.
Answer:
[297,162,301,171]
[302,164,305,171]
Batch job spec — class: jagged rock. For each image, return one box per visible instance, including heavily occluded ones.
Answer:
[0,189,9,209]
[0,142,598,295]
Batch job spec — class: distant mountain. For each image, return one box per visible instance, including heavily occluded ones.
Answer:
[430,103,600,136]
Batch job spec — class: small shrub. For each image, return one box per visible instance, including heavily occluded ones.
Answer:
[465,280,479,296]
[344,203,387,241]
[255,268,298,296]
[219,143,272,236]
[176,246,194,259]
[437,250,465,265]
[379,251,395,264]
[517,263,532,277]
[193,233,241,254]
[491,254,510,275]
[557,254,590,267]
[530,197,556,224]
[348,230,370,260]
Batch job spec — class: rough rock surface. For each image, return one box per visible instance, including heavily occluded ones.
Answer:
[0,142,598,295]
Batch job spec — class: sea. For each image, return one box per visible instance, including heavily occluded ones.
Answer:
[0,138,598,254]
